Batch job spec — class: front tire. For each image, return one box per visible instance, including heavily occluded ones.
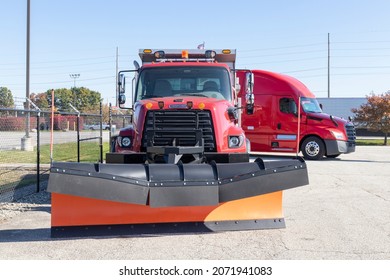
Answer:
[301,136,325,160]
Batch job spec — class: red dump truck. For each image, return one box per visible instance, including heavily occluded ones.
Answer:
[47,49,309,237]
[237,70,356,160]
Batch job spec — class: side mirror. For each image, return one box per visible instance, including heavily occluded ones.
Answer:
[235,77,241,92]
[118,74,126,94]
[245,72,254,114]
[118,94,126,105]
[245,72,254,95]
[117,69,138,109]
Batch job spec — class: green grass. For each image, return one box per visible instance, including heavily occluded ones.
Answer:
[356,139,388,146]
[0,142,110,164]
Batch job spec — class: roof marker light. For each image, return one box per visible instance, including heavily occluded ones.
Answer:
[143,49,152,54]
[182,50,189,59]
[154,50,165,59]
[222,49,231,54]
[205,50,216,58]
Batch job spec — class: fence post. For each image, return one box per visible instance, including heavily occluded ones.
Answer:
[77,113,80,162]
[109,103,112,152]
[36,112,40,192]
[27,98,42,193]
[69,103,81,162]
[99,102,103,163]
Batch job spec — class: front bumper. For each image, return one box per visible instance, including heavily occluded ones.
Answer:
[325,139,356,155]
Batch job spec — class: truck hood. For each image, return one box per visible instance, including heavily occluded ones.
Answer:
[306,112,350,126]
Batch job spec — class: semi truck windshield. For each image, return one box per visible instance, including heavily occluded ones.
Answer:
[301,97,322,113]
[135,66,231,101]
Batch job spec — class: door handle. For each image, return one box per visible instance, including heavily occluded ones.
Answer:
[277,123,281,129]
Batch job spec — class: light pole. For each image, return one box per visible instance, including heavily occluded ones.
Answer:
[69,73,80,106]
[21,0,33,151]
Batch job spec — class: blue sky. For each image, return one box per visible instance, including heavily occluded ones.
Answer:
[1,0,390,105]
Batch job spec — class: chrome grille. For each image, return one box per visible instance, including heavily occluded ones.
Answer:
[345,124,356,143]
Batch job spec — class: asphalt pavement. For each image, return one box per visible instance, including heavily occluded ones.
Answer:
[0,146,389,260]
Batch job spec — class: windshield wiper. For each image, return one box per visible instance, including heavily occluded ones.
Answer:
[180,93,208,97]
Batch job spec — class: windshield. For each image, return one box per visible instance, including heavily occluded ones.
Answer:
[301,97,322,113]
[135,66,232,102]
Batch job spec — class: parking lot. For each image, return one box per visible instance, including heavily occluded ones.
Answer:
[0,145,389,260]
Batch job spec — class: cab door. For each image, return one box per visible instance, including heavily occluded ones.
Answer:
[241,94,274,152]
[271,96,299,151]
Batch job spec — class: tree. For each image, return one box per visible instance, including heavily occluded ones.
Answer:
[73,87,101,112]
[352,91,390,145]
[0,87,14,108]
[45,88,74,111]
[30,92,49,109]
[42,87,101,113]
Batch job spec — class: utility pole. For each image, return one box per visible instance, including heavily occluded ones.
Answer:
[116,47,119,107]
[70,73,80,107]
[22,0,33,151]
[327,33,330,98]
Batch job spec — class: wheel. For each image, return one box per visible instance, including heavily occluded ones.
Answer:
[326,154,340,158]
[301,136,325,160]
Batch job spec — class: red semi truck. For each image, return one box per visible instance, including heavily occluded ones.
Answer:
[237,70,356,160]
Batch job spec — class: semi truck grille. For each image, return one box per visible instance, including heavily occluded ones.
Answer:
[142,110,216,152]
[345,124,356,143]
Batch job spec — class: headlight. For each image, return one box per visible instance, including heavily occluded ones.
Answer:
[331,131,345,140]
[121,137,131,147]
[228,135,244,148]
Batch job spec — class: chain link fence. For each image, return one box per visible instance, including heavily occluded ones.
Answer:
[0,100,107,202]
[0,101,133,202]
[0,106,46,202]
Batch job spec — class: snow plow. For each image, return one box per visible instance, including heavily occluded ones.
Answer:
[48,49,309,237]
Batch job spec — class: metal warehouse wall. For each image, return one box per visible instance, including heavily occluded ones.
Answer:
[317,97,366,120]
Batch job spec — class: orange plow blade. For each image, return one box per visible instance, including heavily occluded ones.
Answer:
[51,191,284,237]
[48,156,308,237]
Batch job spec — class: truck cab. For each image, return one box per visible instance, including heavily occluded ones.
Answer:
[237,69,356,160]
[112,49,251,163]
